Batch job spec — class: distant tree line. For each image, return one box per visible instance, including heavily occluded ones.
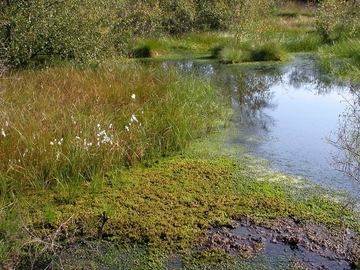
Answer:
[1,0,359,68]
[0,0,275,67]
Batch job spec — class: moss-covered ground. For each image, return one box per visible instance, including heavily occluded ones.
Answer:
[5,129,359,269]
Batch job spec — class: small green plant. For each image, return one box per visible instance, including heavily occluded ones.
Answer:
[44,206,57,224]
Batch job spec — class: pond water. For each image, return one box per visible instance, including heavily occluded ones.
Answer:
[162,54,360,200]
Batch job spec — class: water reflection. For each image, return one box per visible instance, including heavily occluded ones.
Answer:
[156,55,360,197]
[160,60,282,131]
[215,68,279,132]
[327,91,360,191]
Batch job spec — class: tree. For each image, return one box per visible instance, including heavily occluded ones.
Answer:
[316,0,360,43]
[1,0,118,67]
[1,0,279,67]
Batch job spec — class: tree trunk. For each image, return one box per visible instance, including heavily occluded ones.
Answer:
[5,24,11,48]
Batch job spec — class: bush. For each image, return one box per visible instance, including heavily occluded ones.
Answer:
[1,0,279,67]
[315,0,360,43]
[2,0,119,67]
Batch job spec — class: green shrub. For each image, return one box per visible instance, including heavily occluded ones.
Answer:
[3,0,119,67]
[315,0,360,43]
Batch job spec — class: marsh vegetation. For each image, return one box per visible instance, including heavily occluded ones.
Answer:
[1,0,360,269]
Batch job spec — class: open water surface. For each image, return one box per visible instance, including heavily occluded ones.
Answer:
[160,55,360,269]
[162,54,360,199]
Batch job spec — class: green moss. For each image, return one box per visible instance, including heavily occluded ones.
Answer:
[14,152,358,255]
[1,128,358,268]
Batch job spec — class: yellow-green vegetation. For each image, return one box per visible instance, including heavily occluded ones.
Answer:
[315,0,360,81]
[2,0,360,269]
[0,63,227,188]
[2,130,359,268]
[318,39,360,80]
[129,2,321,63]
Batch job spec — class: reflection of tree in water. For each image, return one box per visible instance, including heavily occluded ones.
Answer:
[285,54,360,95]
[327,91,360,194]
[159,57,360,134]
[158,60,281,132]
[212,65,281,132]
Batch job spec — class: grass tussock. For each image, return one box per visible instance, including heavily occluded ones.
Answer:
[214,41,290,63]
[318,39,360,80]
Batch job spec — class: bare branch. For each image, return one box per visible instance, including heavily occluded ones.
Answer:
[326,92,360,184]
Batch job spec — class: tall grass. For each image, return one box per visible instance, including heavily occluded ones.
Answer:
[318,39,360,80]
[0,63,227,189]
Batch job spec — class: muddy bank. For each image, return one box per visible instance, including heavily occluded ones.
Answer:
[200,217,360,269]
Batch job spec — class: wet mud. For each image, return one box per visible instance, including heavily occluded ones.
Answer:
[201,217,360,269]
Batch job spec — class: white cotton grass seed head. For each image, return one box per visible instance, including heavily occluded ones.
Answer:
[1,128,5,137]
[131,94,136,100]
[131,115,138,122]
[71,116,76,124]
